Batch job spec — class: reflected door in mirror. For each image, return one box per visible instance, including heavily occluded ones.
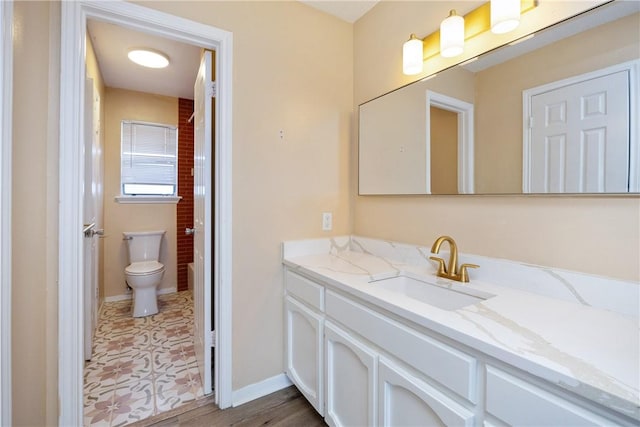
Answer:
[525,68,630,193]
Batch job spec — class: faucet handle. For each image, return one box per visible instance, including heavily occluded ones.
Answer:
[429,256,448,276]
[459,263,479,283]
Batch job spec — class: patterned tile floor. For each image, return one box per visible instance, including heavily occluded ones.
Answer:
[84,291,204,426]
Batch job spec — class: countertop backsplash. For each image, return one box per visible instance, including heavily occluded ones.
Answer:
[283,235,639,319]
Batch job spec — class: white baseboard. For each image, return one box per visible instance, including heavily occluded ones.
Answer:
[104,293,132,303]
[104,286,177,303]
[232,373,293,407]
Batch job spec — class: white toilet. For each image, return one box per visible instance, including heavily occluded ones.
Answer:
[123,230,166,317]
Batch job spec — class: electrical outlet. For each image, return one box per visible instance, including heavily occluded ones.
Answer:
[322,212,332,231]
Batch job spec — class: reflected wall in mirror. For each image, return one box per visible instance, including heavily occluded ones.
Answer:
[359,1,640,195]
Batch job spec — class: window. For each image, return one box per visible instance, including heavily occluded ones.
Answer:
[121,120,178,197]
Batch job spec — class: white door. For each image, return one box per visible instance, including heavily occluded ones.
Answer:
[83,79,100,361]
[325,321,377,427]
[194,50,213,395]
[527,70,630,193]
[378,358,474,427]
[92,85,102,329]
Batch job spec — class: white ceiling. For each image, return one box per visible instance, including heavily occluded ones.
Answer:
[300,0,380,23]
[87,19,201,100]
[86,2,379,99]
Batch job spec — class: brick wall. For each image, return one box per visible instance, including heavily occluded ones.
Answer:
[177,98,194,291]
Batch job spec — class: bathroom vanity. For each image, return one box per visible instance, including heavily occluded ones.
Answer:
[282,236,639,426]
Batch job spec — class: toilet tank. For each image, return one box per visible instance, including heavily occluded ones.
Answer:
[123,230,165,263]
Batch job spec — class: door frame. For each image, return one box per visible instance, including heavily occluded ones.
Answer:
[59,1,233,424]
[0,1,13,425]
[522,60,639,193]
[425,90,475,194]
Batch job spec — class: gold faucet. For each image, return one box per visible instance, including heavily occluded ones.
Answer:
[429,235,479,283]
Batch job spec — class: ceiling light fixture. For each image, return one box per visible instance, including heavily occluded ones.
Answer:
[127,48,170,69]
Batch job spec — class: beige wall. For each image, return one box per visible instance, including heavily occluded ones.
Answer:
[11,1,59,425]
[13,1,638,425]
[103,88,178,298]
[135,1,353,391]
[12,1,352,422]
[353,0,640,282]
[474,12,640,193]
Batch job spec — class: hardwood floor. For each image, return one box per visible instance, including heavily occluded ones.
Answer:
[129,385,326,427]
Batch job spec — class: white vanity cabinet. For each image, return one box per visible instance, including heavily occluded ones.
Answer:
[284,268,634,426]
[284,271,325,415]
[325,321,378,427]
[285,268,477,426]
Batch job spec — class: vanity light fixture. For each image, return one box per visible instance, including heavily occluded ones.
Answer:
[403,34,424,75]
[402,0,535,75]
[440,10,465,58]
[127,48,170,69]
[491,0,521,34]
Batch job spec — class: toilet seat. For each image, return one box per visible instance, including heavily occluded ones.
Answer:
[125,261,164,276]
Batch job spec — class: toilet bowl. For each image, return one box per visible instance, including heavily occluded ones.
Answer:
[123,230,166,317]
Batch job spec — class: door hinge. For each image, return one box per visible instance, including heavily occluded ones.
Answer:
[207,81,217,98]
[528,116,534,128]
[210,330,216,347]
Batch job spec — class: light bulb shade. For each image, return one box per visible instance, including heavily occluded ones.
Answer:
[403,35,423,75]
[491,0,521,34]
[440,11,464,58]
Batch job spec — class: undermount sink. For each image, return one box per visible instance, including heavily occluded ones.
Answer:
[369,274,493,310]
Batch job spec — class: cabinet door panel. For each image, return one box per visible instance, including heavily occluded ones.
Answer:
[285,296,323,414]
[325,321,377,427]
[379,358,475,427]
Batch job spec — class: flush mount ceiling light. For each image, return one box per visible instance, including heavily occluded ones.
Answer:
[491,0,521,34]
[440,10,465,58]
[127,48,170,69]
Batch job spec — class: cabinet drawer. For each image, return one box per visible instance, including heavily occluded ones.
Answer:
[285,270,324,311]
[326,290,477,403]
[486,367,609,426]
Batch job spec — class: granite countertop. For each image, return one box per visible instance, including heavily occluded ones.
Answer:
[283,248,639,421]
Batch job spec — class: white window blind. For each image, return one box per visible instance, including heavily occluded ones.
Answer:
[121,120,178,196]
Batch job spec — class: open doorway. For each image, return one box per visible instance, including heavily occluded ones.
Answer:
[426,90,475,194]
[58,2,233,425]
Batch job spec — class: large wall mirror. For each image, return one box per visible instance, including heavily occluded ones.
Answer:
[359,1,640,195]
